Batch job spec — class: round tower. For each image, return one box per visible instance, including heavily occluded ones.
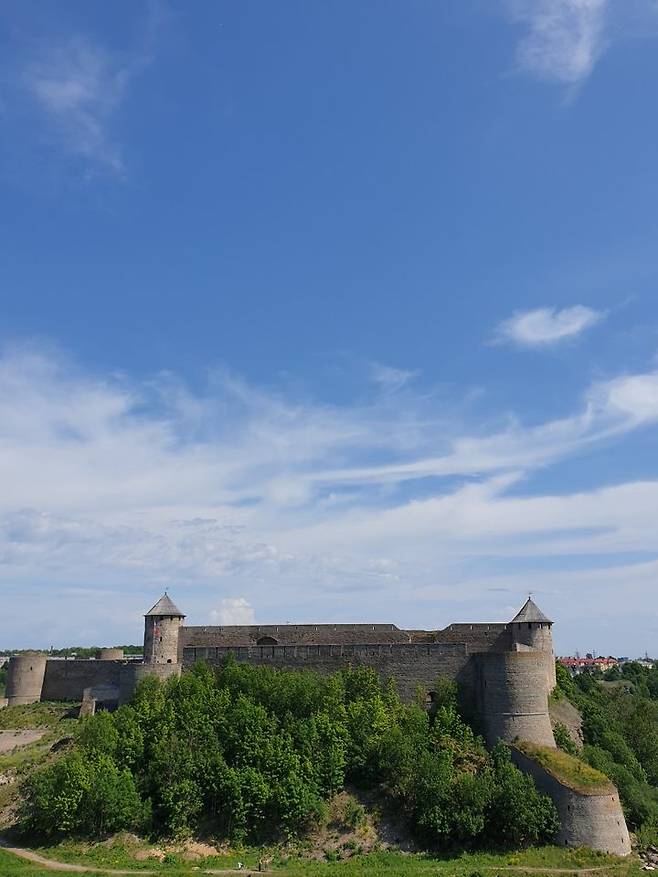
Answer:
[96,648,124,661]
[143,593,185,665]
[510,597,556,692]
[478,651,556,747]
[6,654,47,706]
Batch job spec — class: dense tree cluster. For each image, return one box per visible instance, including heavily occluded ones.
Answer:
[554,661,658,833]
[20,661,558,848]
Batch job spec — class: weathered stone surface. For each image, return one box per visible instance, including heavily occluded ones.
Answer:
[511,747,631,856]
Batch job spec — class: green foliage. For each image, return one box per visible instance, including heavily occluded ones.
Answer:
[432,677,459,711]
[553,661,578,701]
[557,660,658,830]
[17,663,557,850]
[552,722,579,757]
[20,750,145,837]
[487,744,560,847]
[343,797,366,828]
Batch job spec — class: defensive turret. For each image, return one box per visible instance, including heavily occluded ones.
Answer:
[143,592,185,665]
[510,597,556,691]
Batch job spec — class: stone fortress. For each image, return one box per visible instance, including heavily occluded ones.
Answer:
[4,595,631,856]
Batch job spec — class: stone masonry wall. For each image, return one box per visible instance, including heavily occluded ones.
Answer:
[476,651,555,747]
[118,662,182,705]
[181,624,411,649]
[144,615,183,664]
[181,622,513,653]
[511,747,631,856]
[41,660,123,702]
[183,642,472,702]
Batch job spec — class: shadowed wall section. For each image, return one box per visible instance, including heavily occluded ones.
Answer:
[5,656,47,706]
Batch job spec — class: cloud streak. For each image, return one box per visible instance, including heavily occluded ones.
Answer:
[507,0,609,85]
[14,7,160,175]
[494,305,604,347]
[2,345,658,651]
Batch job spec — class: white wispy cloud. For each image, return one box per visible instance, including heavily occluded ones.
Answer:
[24,37,129,173]
[494,305,604,347]
[506,0,609,85]
[369,362,419,394]
[210,597,256,625]
[17,7,159,175]
[3,345,658,651]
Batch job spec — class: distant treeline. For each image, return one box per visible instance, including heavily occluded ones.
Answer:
[0,646,142,658]
[554,660,658,843]
[20,661,558,847]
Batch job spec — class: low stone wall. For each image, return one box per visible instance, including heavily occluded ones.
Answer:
[184,642,472,702]
[41,660,123,702]
[118,662,182,704]
[511,747,631,856]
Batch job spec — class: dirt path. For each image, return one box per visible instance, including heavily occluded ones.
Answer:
[0,730,46,754]
[488,869,629,874]
[0,837,268,875]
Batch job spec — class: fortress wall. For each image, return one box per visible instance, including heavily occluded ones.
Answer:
[41,660,123,702]
[183,642,472,702]
[6,656,47,706]
[511,748,631,856]
[435,624,512,652]
[181,624,411,648]
[476,652,555,747]
[118,662,182,704]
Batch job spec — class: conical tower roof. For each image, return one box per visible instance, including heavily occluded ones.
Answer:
[512,597,552,624]
[145,593,185,617]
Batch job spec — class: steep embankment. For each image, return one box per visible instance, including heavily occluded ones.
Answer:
[550,698,584,749]
[0,702,78,831]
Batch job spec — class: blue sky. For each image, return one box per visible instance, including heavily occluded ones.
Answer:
[2,1,658,654]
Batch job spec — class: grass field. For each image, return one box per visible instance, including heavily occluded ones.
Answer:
[0,702,77,731]
[0,842,640,877]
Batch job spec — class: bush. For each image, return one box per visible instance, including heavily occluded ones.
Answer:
[21,750,145,838]
[553,722,579,756]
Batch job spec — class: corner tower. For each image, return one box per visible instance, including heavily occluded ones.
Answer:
[510,597,556,691]
[143,593,185,665]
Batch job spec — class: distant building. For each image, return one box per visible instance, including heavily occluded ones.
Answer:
[560,656,619,676]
